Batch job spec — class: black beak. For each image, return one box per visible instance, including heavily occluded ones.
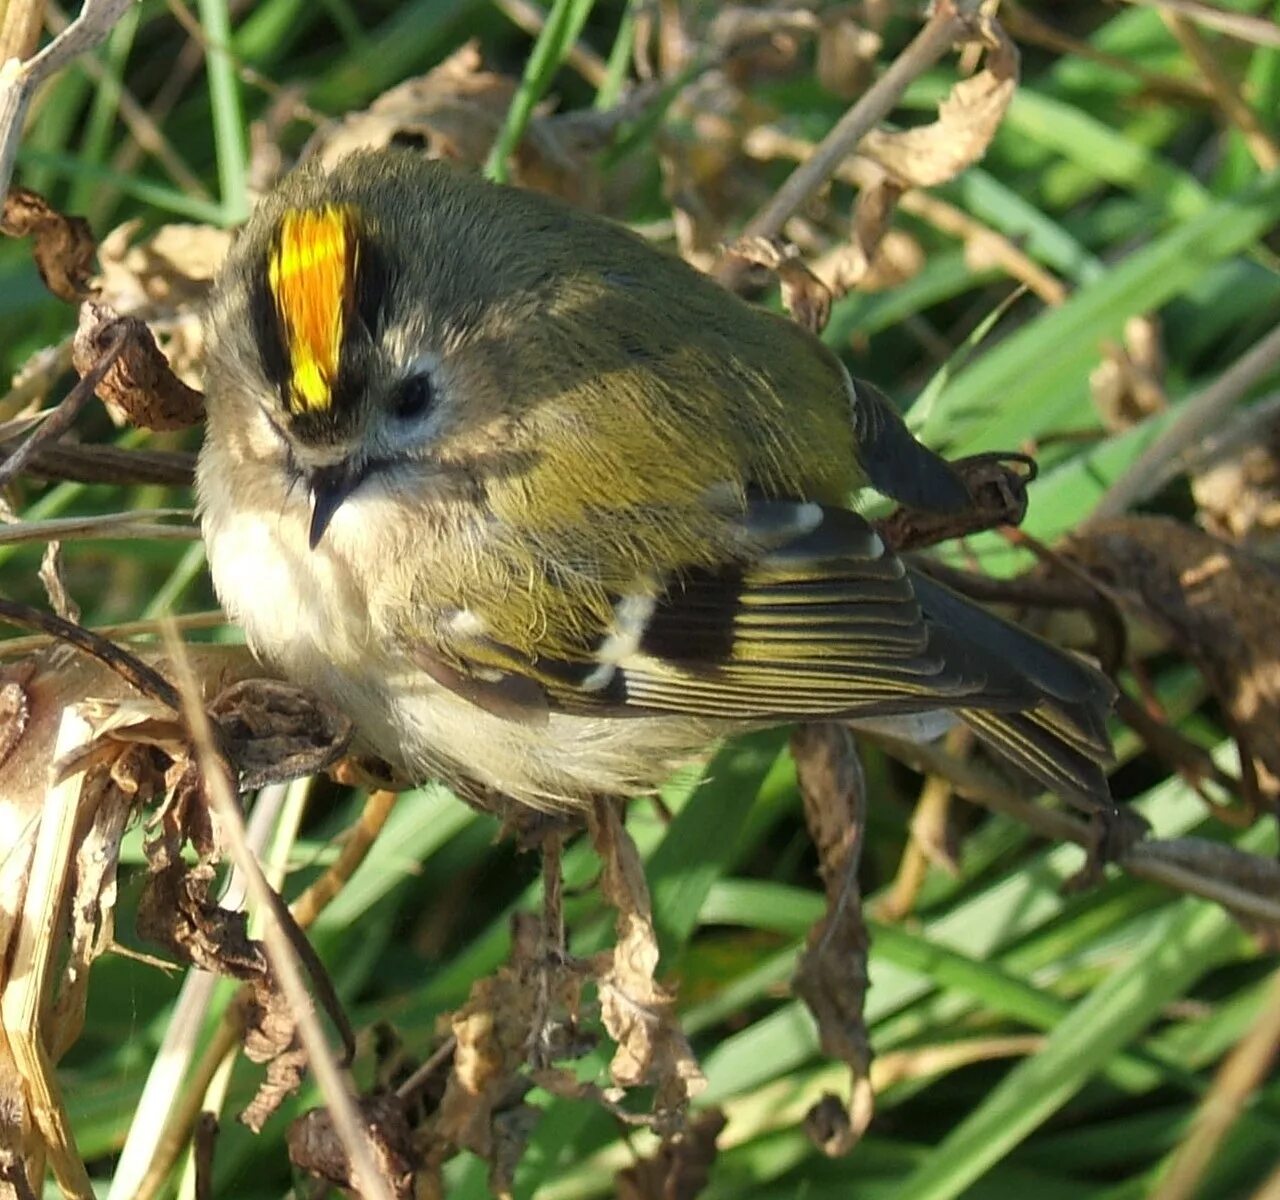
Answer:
[307,460,363,549]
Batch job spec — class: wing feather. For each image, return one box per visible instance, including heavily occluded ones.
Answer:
[414,498,1115,806]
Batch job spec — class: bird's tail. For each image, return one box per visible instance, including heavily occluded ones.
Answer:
[909,570,1116,811]
[959,703,1113,810]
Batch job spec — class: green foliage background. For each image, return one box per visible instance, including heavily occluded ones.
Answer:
[3,1,1280,1197]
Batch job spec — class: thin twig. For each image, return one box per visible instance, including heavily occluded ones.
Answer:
[160,627,395,1200]
[0,597,183,712]
[866,731,1280,927]
[0,325,128,491]
[2,441,197,488]
[745,125,1069,305]
[1161,12,1280,171]
[1093,323,1280,518]
[0,0,136,199]
[0,510,197,546]
[1151,967,1280,1200]
[736,0,983,246]
[1117,0,1280,49]
[1177,388,1280,477]
[1004,3,1211,102]
[0,609,225,659]
[288,789,400,926]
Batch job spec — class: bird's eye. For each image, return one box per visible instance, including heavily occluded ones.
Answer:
[390,373,434,421]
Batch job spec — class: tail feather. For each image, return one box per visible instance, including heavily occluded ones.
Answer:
[959,704,1114,811]
[909,569,1116,811]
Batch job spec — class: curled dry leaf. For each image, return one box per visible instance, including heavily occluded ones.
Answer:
[790,723,874,1156]
[721,235,832,333]
[0,641,356,1136]
[875,452,1036,553]
[432,961,538,1162]
[47,735,163,1058]
[1194,408,1280,561]
[817,11,882,100]
[0,645,259,826]
[95,220,231,313]
[861,16,1018,188]
[210,678,353,790]
[288,1094,416,1200]
[615,1108,728,1200]
[94,220,232,387]
[659,71,777,267]
[310,41,515,170]
[812,174,908,297]
[428,912,582,1174]
[709,5,814,84]
[72,300,205,430]
[307,40,650,212]
[1,187,96,303]
[1091,315,1167,432]
[138,851,306,1132]
[1063,516,1280,798]
[588,798,705,1121]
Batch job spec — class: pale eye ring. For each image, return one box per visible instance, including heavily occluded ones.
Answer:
[389,372,434,421]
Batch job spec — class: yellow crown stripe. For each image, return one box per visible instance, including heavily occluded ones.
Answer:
[267,205,359,412]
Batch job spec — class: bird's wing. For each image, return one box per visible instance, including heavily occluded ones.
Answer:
[404,498,1115,806]
[410,500,1081,719]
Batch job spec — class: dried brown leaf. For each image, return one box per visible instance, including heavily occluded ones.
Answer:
[46,742,153,1058]
[93,220,231,388]
[72,300,204,430]
[1091,315,1167,432]
[817,12,882,100]
[1063,516,1280,796]
[209,678,352,789]
[95,220,231,312]
[288,1093,416,1199]
[312,42,515,170]
[875,452,1035,552]
[710,6,814,84]
[589,799,705,1119]
[431,909,584,1184]
[721,235,832,333]
[0,669,31,772]
[660,71,778,266]
[861,16,1018,187]
[812,175,907,297]
[1,187,96,303]
[238,985,309,1133]
[137,852,307,1131]
[1194,410,1280,560]
[790,723,874,1155]
[434,966,537,1158]
[615,1109,727,1200]
[307,41,651,212]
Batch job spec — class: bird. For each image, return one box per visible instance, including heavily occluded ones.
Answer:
[196,148,1114,813]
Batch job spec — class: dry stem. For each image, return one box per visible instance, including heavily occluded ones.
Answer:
[161,627,396,1200]
[736,0,986,246]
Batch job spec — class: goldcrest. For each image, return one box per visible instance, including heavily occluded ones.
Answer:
[197,149,1113,811]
